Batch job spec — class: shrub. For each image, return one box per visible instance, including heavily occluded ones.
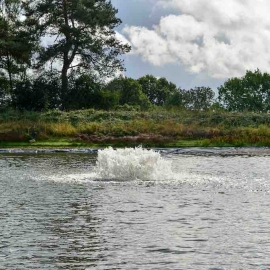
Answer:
[12,72,61,111]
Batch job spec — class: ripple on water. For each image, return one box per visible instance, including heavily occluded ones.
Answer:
[1,148,270,269]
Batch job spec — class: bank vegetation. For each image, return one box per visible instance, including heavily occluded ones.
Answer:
[1,108,270,147]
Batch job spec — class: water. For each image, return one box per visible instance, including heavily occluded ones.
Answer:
[1,148,270,270]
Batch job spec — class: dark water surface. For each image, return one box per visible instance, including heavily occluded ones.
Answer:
[1,148,270,270]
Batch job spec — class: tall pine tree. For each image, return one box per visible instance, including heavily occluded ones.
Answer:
[24,0,131,109]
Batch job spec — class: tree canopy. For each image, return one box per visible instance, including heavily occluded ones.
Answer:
[0,0,35,93]
[106,77,151,110]
[218,69,270,112]
[137,75,177,106]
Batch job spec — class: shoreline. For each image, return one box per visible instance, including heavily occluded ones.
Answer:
[1,145,270,157]
[1,138,270,149]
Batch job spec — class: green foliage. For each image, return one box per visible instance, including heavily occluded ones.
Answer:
[106,77,151,110]
[12,79,43,111]
[0,0,36,94]
[64,73,121,110]
[115,104,140,111]
[165,90,185,108]
[218,69,270,112]
[184,87,215,110]
[99,90,120,110]
[0,71,8,107]
[137,75,178,105]
[166,87,215,110]
[66,74,102,110]
[12,72,61,111]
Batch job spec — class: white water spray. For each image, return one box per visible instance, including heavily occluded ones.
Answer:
[96,147,173,181]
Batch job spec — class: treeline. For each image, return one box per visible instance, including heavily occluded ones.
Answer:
[2,69,270,113]
[1,72,215,111]
[1,1,270,113]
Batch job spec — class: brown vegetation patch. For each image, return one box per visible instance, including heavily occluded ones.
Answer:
[77,133,174,144]
[0,132,26,142]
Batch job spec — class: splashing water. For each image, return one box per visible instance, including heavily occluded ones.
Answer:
[96,147,173,181]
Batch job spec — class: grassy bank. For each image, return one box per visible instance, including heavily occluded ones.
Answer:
[1,108,270,148]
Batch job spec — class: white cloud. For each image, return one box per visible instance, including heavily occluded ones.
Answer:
[123,0,270,79]
[123,26,175,66]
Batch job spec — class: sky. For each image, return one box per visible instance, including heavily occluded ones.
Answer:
[111,0,270,90]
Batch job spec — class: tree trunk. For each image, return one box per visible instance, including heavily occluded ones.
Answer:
[61,65,69,110]
[6,53,13,93]
[60,0,70,110]
[60,0,79,110]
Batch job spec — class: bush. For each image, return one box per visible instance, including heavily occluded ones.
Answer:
[65,74,102,110]
[12,72,61,111]
[115,104,140,111]
[105,77,151,110]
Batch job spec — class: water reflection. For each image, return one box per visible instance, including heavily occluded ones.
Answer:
[51,200,102,268]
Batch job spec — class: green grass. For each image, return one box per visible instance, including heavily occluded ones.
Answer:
[1,138,269,148]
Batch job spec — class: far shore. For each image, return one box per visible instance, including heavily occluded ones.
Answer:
[1,109,270,148]
[1,138,270,149]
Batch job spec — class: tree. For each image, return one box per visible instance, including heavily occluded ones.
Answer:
[0,0,34,94]
[99,89,119,110]
[218,69,270,112]
[185,87,215,110]
[165,88,186,108]
[166,87,215,110]
[12,71,61,111]
[106,77,151,110]
[24,0,131,109]
[0,70,8,107]
[137,75,178,105]
[66,73,103,110]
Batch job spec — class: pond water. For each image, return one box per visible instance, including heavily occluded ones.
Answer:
[1,148,270,270]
